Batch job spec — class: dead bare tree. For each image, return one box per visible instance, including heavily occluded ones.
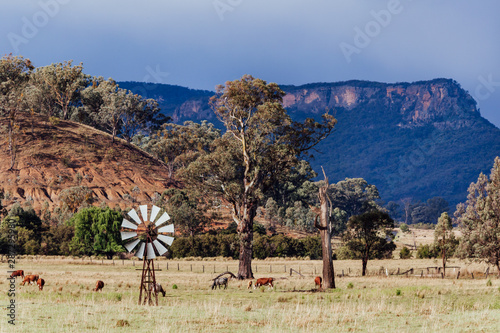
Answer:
[313,167,335,289]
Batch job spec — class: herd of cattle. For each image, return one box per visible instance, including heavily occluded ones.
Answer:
[9,270,105,293]
[10,269,324,295]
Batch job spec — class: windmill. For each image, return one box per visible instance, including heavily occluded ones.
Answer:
[120,204,174,305]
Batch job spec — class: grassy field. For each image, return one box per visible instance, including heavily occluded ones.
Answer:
[2,257,500,332]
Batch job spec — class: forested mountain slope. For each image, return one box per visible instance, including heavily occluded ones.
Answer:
[120,78,500,207]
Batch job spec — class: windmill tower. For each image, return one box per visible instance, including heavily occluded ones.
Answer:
[120,205,174,306]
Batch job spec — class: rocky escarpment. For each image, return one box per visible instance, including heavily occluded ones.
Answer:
[280,79,479,129]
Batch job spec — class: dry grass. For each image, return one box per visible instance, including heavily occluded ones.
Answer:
[1,257,499,332]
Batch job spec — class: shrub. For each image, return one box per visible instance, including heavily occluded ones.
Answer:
[416,244,438,259]
[347,282,354,289]
[399,246,412,259]
[172,284,178,289]
[399,223,410,233]
[396,289,402,296]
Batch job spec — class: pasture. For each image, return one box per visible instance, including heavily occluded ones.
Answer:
[2,257,500,332]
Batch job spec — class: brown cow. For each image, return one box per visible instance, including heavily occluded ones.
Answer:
[21,275,39,286]
[247,280,253,289]
[9,270,24,279]
[314,276,322,289]
[254,277,274,289]
[37,278,45,291]
[93,280,104,292]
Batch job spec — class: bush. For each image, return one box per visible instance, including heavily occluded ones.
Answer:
[399,246,412,259]
[399,223,410,233]
[416,244,438,259]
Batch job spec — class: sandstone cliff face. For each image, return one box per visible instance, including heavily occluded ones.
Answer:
[170,79,479,131]
[280,79,479,129]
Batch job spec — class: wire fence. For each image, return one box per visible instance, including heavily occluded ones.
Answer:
[2,255,497,279]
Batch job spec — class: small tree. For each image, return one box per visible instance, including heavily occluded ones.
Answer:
[399,246,412,259]
[434,212,455,276]
[399,223,410,233]
[455,157,500,273]
[342,210,395,276]
[69,207,124,259]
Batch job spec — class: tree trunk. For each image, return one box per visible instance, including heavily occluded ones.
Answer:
[236,203,256,279]
[442,248,446,277]
[362,256,368,276]
[315,173,335,289]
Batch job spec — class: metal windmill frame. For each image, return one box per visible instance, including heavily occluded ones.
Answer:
[120,205,174,306]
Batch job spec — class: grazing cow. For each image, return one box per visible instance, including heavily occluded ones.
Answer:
[211,277,228,290]
[254,277,274,289]
[148,283,166,297]
[247,280,253,289]
[21,274,39,286]
[9,270,24,279]
[93,280,104,292]
[314,276,322,289]
[37,278,45,291]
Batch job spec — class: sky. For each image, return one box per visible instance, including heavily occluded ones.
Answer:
[1,0,500,128]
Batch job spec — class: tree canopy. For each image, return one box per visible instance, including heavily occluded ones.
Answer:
[341,210,395,276]
[455,157,500,271]
[69,207,124,259]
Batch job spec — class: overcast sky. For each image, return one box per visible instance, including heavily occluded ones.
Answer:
[2,0,500,127]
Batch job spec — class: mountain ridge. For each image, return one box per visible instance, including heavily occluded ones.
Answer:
[118,78,500,208]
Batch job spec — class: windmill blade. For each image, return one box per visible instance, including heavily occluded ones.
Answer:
[146,243,156,259]
[150,205,161,222]
[155,212,170,227]
[124,239,140,252]
[128,208,142,225]
[139,205,148,223]
[135,242,145,259]
[158,223,174,234]
[157,234,174,246]
[153,240,168,256]
[120,231,137,241]
[121,218,138,230]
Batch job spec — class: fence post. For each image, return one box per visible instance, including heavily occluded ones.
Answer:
[290,268,292,277]
[191,264,192,272]
[456,270,460,279]
[178,263,180,271]
[285,265,286,273]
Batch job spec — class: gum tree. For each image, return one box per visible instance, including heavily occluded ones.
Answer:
[455,157,500,273]
[434,212,455,276]
[182,75,336,279]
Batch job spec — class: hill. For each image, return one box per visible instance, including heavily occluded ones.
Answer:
[118,78,500,208]
[0,112,175,213]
